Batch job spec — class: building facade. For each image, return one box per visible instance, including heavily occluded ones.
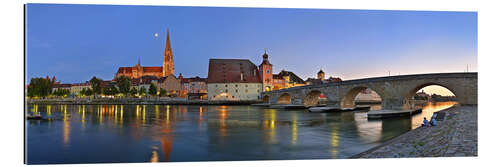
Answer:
[207,59,263,100]
[158,74,181,96]
[207,52,304,101]
[305,69,342,85]
[180,74,207,99]
[272,70,305,90]
[70,82,91,96]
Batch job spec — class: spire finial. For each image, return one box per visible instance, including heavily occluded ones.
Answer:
[138,56,141,66]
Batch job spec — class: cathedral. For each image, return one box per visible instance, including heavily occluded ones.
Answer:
[115,30,175,79]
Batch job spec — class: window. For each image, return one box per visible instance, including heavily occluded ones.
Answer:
[245,90,248,93]
[235,90,238,93]
[266,69,270,74]
[225,89,228,93]
[235,85,238,87]
[225,85,228,87]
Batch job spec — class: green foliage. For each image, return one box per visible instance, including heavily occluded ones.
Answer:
[149,83,157,96]
[84,88,93,96]
[159,88,167,97]
[116,76,131,95]
[139,86,147,96]
[103,86,120,96]
[90,76,103,96]
[130,87,138,97]
[27,77,53,97]
[110,86,119,95]
[52,88,70,97]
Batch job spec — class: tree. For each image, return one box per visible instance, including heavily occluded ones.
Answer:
[116,76,131,96]
[110,86,119,96]
[27,77,53,98]
[79,88,86,97]
[159,88,167,97]
[103,87,113,96]
[84,88,93,96]
[130,87,138,97]
[149,83,157,96]
[90,76,103,98]
[53,88,70,97]
[139,86,147,97]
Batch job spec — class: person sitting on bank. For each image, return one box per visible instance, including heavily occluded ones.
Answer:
[422,117,430,127]
[430,117,437,126]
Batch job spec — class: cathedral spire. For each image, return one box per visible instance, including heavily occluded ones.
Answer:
[165,29,171,51]
[163,28,174,77]
[137,56,141,66]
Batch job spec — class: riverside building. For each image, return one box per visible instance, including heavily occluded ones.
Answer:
[207,51,304,101]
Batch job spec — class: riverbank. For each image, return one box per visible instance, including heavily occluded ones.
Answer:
[26,98,260,105]
[352,104,477,158]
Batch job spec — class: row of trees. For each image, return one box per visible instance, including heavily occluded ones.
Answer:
[27,76,175,98]
[27,78,72,98]
[89,76,172,98]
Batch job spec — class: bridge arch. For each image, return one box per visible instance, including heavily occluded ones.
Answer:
[303,90,326,107]
[403,82,458,109]
[277,93,292,104]
[341,86,382,109]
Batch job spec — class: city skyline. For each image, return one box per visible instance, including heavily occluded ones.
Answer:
[26,4,477,96]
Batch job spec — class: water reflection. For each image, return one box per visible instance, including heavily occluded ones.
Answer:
[26,101,457,164]
[411,101,457,129]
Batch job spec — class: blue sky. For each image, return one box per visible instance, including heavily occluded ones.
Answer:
[26,4,477,84]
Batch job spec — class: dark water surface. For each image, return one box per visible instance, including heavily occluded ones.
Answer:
[25,102,456,164]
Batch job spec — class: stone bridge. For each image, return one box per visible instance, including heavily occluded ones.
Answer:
[261,72,477,110]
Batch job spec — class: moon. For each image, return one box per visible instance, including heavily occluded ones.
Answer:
[154,33,159,37]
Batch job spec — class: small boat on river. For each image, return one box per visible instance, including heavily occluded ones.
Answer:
[26,114,42,120]
[308,107,341,113]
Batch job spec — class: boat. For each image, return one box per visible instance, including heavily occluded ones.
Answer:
[26,114,42,120]
[308,107,341,113]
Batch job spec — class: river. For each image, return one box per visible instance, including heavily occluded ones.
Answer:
[25,101,456,164]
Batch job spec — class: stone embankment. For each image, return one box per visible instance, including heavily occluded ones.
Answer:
[27,98,260,105]
[353,105,477,158]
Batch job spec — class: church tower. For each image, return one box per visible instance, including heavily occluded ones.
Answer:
[259,50,273,92]
[163,29,174,77]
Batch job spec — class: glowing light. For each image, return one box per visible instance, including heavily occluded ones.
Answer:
[292,114,298,145]
[154,32,159,37]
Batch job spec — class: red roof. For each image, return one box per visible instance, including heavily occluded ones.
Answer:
[53,83,72,88]
[143,66,162,72]
[117,67,134,73]
[207,59,262,83]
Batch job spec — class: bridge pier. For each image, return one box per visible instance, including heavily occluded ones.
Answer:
[381,98,406,110]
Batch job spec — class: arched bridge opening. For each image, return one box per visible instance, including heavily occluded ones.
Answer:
[303,90,327,107]
[404,83,457,110]
[277,93,292,104]
[341,87,382,109]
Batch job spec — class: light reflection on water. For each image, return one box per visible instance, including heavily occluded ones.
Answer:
[26,102,456,164]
